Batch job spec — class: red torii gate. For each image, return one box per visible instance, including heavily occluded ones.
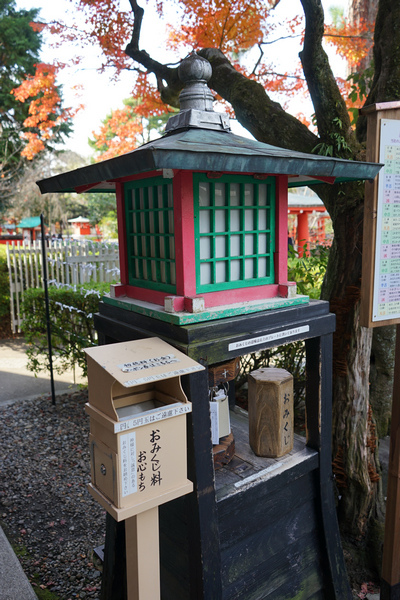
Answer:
[288,191,330,256]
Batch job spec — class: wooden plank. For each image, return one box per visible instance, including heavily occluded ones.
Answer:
[181,369,223,599]
[125,509,160,600]
[29,242,35,288]
[307,334,352,600]
[12,247,21,331]
[214,407,307,494]
[222,541,324,600]
[34,241,40,288]
[220,499,319,586]
[6,244,17,333]
[217,469,318,549]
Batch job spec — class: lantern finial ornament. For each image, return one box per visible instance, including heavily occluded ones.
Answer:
[165,53,231,133]
[178,53,214,112]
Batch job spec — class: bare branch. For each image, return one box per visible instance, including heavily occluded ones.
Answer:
[251,44,264,76]
[199,48,318,152]
[124,0,182,106]
[299,0,356,154]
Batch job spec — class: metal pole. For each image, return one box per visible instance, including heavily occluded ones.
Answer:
[40,214,56,405]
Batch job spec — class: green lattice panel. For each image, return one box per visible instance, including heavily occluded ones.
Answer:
[194,174,275,293]
[125,177,176,293]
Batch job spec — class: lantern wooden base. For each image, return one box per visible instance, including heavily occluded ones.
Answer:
[103,293,309,325]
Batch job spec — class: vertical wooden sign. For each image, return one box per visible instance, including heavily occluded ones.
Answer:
[360,102,400,327]
[360,102,400,599]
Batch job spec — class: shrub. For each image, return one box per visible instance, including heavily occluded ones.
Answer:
[236,245,330,425]
[287,244,330,299]
[21,282,112,377]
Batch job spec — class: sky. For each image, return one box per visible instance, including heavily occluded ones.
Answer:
[15,0,350,159]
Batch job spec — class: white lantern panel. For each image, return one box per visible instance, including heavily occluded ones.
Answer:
[230,210,241,231]
[245,234,254,255]
[200,262,212,285]
[200,210,211,234]
[230,235,241,256]
[215,236,227,258]
[215,210,226,233]
[215,183,226,206]
[199,183,210,206]
[244,184,254,206]
[216,261,227,283]
[245,210,254,230]
[230,259,241,281]
[245,258,254,279]
[230,184,240,206]
[200,236,212,260]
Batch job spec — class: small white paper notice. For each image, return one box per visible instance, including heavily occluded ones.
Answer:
[210,402,219,445]
[120,431,137,497]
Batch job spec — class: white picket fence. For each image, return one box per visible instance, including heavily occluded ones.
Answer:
[7,239,120,333]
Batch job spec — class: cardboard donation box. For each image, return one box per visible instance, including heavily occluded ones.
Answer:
[85,338,204,522]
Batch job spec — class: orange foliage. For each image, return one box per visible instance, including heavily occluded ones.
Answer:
[11,63,82,160]
[91,105,144,161]
[325,17,374,70]
[66,0,134,74]
[165,0,274,53]
[18,0,377,158]
[132,73,175,118]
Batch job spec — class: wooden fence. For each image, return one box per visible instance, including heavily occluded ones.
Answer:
[7,239,120,333]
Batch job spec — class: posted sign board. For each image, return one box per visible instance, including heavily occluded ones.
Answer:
[372,119,400,322]
[360,103,400,327]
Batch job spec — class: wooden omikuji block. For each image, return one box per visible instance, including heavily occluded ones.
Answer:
[248,367,294,458]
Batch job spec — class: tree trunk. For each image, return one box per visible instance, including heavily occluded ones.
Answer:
[318,181,385,571]
[369,326,396,439]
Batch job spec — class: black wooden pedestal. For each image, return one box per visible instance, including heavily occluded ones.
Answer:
[95,299,351,600]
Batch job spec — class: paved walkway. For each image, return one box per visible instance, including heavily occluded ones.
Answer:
[0,337,87,597]
[0,337,86,406]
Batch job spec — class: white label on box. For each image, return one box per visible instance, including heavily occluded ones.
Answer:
[120,431,137,497]
[123,365,202,386]
[114,403,192,433]
[210,402,219,445]
[228,326,309,351]
[118,354,179,373]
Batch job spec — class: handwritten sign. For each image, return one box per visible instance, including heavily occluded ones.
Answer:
[118,354,179,373]
[372,119,400,322]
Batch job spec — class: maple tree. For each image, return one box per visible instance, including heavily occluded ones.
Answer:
[0,0,76,214]
[11,62,80,160]
[89,97,172,161]
[28,0,399,574]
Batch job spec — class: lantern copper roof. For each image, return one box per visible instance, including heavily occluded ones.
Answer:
[37,53,382,194]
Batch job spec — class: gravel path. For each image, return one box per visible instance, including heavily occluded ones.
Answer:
[0,389,105,599]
